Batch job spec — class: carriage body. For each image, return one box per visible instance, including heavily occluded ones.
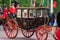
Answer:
[16,7,49,29]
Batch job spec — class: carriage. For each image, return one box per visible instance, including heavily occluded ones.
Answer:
[0,6,57,40]
[1,6,59,40]
[0,0,59,40]
[3,7,51,40]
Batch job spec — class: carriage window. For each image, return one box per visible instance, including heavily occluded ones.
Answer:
[29,10,33,16]
[29,10,34,18]
[22,9,28,18]
[43,10,48,17]
[17,9,21,18]
[36,10,41,17]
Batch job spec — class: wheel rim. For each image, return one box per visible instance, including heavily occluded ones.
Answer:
[36,25,47,40]
[22,29,34,38]
[4,19,18,39]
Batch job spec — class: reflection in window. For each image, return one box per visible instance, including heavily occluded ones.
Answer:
[43,10,48,17]
[36,10,41,17]
[22,9,28,18]
[30,13,33,17]
[29,10,34,17]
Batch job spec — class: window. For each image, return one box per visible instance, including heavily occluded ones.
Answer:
[36,10,41,17]
[29,10,34,18]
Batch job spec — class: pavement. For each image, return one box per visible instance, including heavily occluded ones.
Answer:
[0,25,56,40]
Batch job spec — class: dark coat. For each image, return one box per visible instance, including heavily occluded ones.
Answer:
[57,11,60,27]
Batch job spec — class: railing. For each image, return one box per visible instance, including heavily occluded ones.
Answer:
[17,7,49,10]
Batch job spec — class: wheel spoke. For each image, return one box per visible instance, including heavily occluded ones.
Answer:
[8,32,10,36]
[25,32,27,35]
[12,31,14,37]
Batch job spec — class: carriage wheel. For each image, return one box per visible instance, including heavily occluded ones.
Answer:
[3,19,18,39]
[21,29,34,38]
[36,25,48,40]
